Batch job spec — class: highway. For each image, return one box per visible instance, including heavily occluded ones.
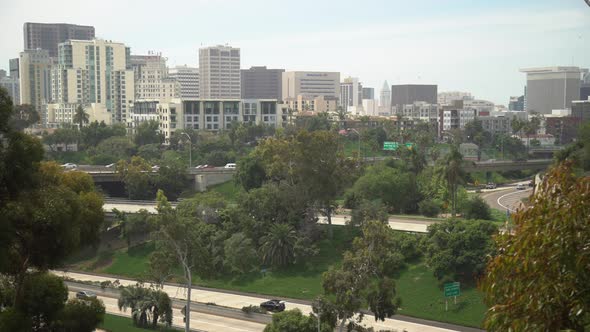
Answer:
[67,291,265,332]
[319,214,434,233]
[479,184,532,212]
[56,271,475,332]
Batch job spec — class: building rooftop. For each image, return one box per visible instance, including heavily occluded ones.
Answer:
[519,66,588,73]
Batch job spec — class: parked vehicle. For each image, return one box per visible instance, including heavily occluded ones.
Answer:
[61,163,77,170]
[224,163,236,169]
[485,183,497,189]
[75,291,96,300]
[516,183,526,190]
[260,299,285,312]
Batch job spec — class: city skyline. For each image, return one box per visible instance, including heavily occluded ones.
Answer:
[1,0,589,105]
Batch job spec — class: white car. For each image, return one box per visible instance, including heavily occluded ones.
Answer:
[224,163,236,169]
[516,183,526,190]
[105,163,116,168]
[61,163,77,170]
[151,165,160,171]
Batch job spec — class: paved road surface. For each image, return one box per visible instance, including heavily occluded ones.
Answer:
[480,185,532,212]
[58,271,462,332]
[319,215,433,233]
[68,291,265,332]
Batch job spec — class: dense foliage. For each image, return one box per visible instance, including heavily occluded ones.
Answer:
[481,162,590,331]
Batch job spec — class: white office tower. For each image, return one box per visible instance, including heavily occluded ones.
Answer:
[130,52,177,101]
[169,65,199,99]
[379,80,391,108]
[340,76,362,114]
[19,49,52,124]
[199,45,240,99]
[49,39,135,125]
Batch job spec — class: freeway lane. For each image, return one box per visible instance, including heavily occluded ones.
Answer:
[480,185,532,212]
[67,291,265,332]
[319,214,434,233]
[57,271,469,332]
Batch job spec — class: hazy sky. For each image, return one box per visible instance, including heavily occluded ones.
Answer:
[1,0,589,105]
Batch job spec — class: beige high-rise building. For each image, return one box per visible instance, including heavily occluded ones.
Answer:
[284,95,338,113]
[49,39,134,125]
[169,65,199,99]
[199,45,240,99]
[19,49,52,124]
[282,71,340,101]
[131,53,177,101]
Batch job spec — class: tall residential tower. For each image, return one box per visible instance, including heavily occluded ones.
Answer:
[199,45,240,99]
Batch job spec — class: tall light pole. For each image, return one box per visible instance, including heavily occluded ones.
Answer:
[181,132,192,168]
[347,128,361,166]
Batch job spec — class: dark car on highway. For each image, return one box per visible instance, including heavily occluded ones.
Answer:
[260,299,285,312]
[75,291,97,300]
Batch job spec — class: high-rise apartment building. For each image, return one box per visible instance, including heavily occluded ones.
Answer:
[19,49,52,122]
[0,76,20,105]
[509,95,525,111]
[282,71,340,101]
[169,65,199,99]
[23,22,95,58]
[241,66,284,99]
[520,66,587,114]
[199,45,240,99]
[49,39,134,125]
[9,58,19,79]
[130,53,177,101]
[379,81,391,109]
[362,87,374,100]
[340,77,362,112]
[391,84,438,109]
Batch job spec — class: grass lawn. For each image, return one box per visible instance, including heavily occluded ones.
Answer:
[99,314,179,332]
[396,263,487,328]
[207,180,242,203]
[69,226,488,328]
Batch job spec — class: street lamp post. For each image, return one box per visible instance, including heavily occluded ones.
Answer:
[181,132,192,168]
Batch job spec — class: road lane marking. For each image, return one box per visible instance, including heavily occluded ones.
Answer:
[497,189,531,212]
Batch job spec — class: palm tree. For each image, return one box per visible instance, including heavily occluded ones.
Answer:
[118,285,172,328]
[259,223,298,268]
[73,105,89,129]
[437,145,466,217]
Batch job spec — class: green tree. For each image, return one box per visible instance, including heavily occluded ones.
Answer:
[264,309,330,332]
[137,143,162,162]
[350,164,418,213]
[58,298,106,332]
[235,154,267,191]
[155,159,187,201]
[223,233,258,274]
[116,156,153,199]
[462,196,491,220]
[118,284,172,328]
[11,104,40,131]
[425,219,497,282]
[90,135,136,164]
[43,127,79,152]
[80,121,126,148]
[73,105,89,129]
[437,145,466,217]
[480,162,590,331]
[322,221,401,331]
[134,120,164,146]
[259,223,298,268]
[113,209,153,249]
[349,199,388,227]
[17,272,68,331]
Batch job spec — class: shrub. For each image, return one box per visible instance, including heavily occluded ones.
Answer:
[463,196,491,220]
[241,305,267,314]
[418,199,441,217]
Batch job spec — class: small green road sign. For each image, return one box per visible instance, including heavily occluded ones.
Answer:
[383,141,399,151]
[405,142,415,150]
[444,282,460,297]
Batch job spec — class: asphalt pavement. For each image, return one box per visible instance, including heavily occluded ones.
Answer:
[479,184,532,212]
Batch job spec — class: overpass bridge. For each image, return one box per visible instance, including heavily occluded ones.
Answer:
[463,159,553,172]
[78,165,236,192]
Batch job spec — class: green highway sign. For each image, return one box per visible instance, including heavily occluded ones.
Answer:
[405,142,415,149]
[444,282,460,297]
[383,141,399,151]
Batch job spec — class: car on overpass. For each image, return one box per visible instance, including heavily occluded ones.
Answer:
[485,183,497,189]
[516,183,526,190]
